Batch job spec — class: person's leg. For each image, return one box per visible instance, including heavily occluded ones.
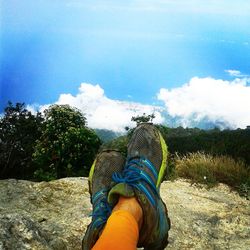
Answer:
[92,196,143,250]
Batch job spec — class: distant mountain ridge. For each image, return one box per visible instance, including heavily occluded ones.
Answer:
[94,129,124,143]
[160,111,235,130]
[94,109,240,136]
[94,117,235,141]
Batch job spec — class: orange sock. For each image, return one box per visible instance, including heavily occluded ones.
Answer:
[92,210,139,250]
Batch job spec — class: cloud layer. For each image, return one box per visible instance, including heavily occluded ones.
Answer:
[29,74,250,132]
[225,69,249,78]
[157,76,250,129]
[54,83,164,132]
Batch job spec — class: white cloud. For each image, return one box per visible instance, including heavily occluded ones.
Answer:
[225,69,242,77]
[26,104,38,115]
[225,69,248,78]
[26,103,50,115]
[50,83,164,132]
[28,76,250,131]
[157,77,250,129]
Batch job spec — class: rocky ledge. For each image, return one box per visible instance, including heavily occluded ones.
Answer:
[0,178,249,250]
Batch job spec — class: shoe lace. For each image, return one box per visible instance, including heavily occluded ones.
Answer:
[112,157,159,207]
[91,189,112,228]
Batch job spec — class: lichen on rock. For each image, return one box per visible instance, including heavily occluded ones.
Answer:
[0,178,249,249]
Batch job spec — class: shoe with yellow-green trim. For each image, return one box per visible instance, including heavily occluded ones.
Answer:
[82,150,125,250]
[109,123,171,250]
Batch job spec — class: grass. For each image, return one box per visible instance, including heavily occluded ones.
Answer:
[172,152,250,198]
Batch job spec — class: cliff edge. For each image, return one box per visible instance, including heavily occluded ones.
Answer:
[0,178,249,249]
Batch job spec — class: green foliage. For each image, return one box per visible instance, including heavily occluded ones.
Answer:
[126,113,156,138]
[95,129,121,143]
[131,113,155,126]
[158,125,250,167]
[1,101,250,187]
[238,183,250,199]
[0,102,43,179]
[100,113,156,156]
[34,167,57,181]
[174,152,250,196]
[32,104,101,180]
[101,136,128,157]
[165,153,177,181]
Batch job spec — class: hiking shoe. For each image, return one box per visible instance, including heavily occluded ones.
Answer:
[82,150,125,250]
[108,123,171,250]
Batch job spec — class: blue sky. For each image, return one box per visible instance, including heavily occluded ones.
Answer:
[1,0,250,131]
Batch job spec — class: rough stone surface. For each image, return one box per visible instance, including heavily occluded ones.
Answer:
[0,178,249,250]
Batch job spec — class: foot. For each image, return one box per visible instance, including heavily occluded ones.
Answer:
[82,150,125,250]
[109,123,171,250]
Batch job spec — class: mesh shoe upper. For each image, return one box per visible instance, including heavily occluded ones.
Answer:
[127,123,163,171]
[109,123,171,250]
[82,150,125,250]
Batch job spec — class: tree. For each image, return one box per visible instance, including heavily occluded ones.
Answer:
[131,113,155,126]
[0,102,43,179]
[101,135,128,157]
[32,104,101,180]
[125,113,156,137]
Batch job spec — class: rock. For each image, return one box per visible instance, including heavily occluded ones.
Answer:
[0,213,51,250]
[0,178,249,250]
[163,180,250,250]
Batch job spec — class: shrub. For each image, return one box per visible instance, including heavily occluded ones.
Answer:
[174,152,250,193]
[100,136,128,157]
[0,102,43,179]
[32,105,101,180]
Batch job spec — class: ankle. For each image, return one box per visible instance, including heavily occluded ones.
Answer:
[112,196,143,229]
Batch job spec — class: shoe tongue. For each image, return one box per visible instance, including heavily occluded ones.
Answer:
[108,183,135,205]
